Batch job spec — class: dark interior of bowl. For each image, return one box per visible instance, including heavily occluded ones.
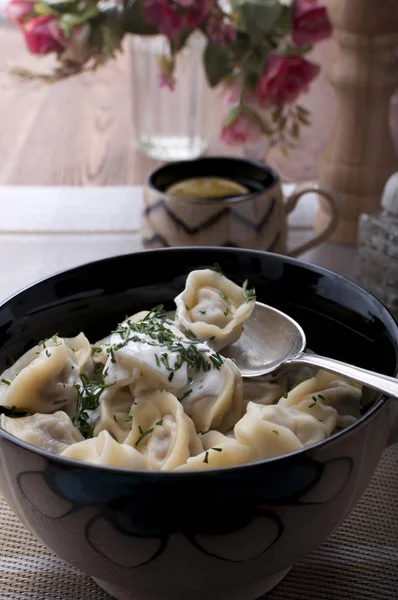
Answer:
[147,157,278,197]
[0,248,397,398]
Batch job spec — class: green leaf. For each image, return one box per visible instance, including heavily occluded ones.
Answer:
[281,146,289,158]
[297,104,311,116]
[203,42,233,88]
[229,31,252,58]
[291,122,299,139]
[243,71,259,90]
[58,3,100,36]
[123,0,158,35]
[100,24,121,58]
[240,103,271,135]
[275,44,312,57]
[34,2,59,16]
[223,105,241,127]
[46,0,78,7]
[235,0,282,40]
[297,114,311,126]
[244,50,268,77]
[242,49,268,90]
[271,107,283,122]
[43,0,80,13]
[273,4,293,35]
[170,28,193,54]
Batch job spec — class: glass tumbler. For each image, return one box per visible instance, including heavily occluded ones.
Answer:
[130,33,208,161]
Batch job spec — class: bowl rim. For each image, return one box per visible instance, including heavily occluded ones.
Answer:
[0,246,397,477]
[145,156,281,205]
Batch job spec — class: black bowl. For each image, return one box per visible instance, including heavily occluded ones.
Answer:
[0,247,397,600]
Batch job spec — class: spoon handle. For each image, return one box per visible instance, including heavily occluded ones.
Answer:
[291,353,398,400]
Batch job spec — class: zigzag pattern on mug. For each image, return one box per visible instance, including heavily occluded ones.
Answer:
[144,198,276,235]
[142,233,170,247]
[142,231,281,251]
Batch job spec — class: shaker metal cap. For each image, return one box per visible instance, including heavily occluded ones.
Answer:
[381,172,398,215]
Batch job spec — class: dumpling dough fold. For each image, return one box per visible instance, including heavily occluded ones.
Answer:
[174,269,255,351]
[124,391,203,470]
[61,430,147,469]
[1,411,84,454]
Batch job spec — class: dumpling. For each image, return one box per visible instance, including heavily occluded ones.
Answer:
[174,269,255,351]
[0,337,80,416]
[102,312,191,392]
[279,370,362,432]
[64,332,93,375]
[91,334,113,367]
[234,402,307,459]
[100,308,228,403]
[61,430,147,469]
[0,411,84,454]
[243,378,287,407]
[90,314,150,367]
[93,388,134,443]
[90,314,149,370]
[236,401,327,450]
[177,430,255,470]
[124,391,203,470]
[179,358,244,433]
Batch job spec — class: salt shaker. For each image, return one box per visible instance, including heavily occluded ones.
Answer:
[355,172,398,319]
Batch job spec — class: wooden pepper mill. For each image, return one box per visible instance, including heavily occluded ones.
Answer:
[315,0,398,245]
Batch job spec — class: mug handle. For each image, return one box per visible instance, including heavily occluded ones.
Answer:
[284,182,340,258]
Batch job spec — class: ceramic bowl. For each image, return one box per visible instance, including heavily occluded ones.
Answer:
[0,247,397,600]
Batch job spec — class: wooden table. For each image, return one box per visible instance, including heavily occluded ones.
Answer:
[0,26,349,187]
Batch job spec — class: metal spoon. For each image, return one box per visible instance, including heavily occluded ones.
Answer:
[222,302,398,398]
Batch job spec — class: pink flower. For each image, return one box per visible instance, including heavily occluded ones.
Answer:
[23,15,65,55]
[5,0,33,28]
[143,0,183,40]
[184,0,211,27]
[207,14,236,47]
[255,55,320,108]
[221,110,262,146]
[174,0,195,6]
[292,0,332,47]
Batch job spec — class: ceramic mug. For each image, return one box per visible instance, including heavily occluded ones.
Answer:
[142,157,339,257]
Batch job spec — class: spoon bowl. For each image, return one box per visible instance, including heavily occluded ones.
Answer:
[222,302,306,377]
[223,301,398,400]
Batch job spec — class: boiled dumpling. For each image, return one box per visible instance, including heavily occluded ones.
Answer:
[124,391,203,470]
[0,337,80,416]
[64,332,93,375]
[90,314,149,369]
[235,402,307,459]
[180,358,244,433]
[279,370,362,431]
[61,430,147,469]
[93,388,134,443]
[174,269,255,351]
[235,402,328,456]
[102,313,191,392]
[177,430,255,470]
[243,378,286,407]
[0,411,84,454]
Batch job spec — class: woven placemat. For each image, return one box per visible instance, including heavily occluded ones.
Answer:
[0,445,397,600]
